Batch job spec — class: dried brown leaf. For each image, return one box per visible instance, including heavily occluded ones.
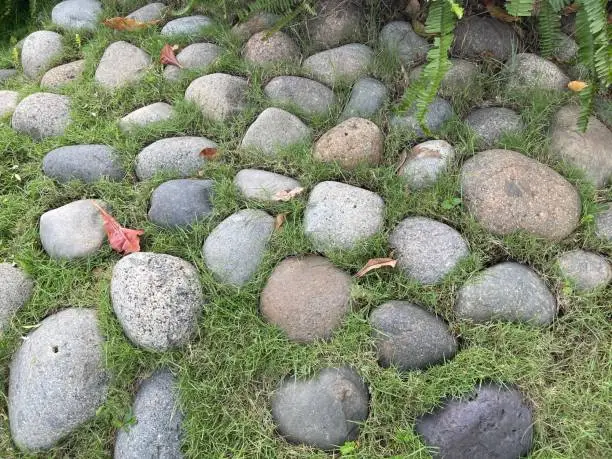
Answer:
[103,17,159,31]
[355,258,397,278]
[200,147,218,159]
[274,213,287,230]
[567,80,588,92]
[395,151,408,175]
[160,44,182,68]
[272,187,305,202]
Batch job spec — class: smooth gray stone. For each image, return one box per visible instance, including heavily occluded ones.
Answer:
[11,92,71,140]
[390,97,453,138]
[9,308,108,451]
[553,33,578,63]
[340,77,387,121]
[21,31,63,79]
[119,102,175,132]
[111,252,203,351]
[40,60,86,89]
[42,144,124,183]
[163,43,222,81]
[0,263,33,331]
[465,107,524,148]
[127,2,167,22]
[0,69,18,83]
[455,262,556,325]
[231,12,280,41]
[241,107,311,156]
[185,73,248,122]
[0,90,19,118]
[243,31,300,65]
[161,15,212,36]
[234,169,301,202]
[95,41,151,89]
[264,76,336,117]
[271,367,369,450]
[114,370,183,459]
[379,21,429,68]
[507,53,569,91]
[302,43,373,86]
[595,202,612,241]
[148,179,214,228]
[409,59,480,97]
[452,16,518,62]
[305,0,363,51]
[202,209,274,286]
[557,250,611,291]
[52,0,101,31]
[398,140,456,190]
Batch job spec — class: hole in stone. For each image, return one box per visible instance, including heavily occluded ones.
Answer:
[52,346,59,353]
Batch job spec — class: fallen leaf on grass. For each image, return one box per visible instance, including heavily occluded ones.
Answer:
[567,80,588,92]
[274,213,287,230]
[160,44,182,67]
[200,147,218,159]
[91,201,144,254]
[483,0,520,23]
[272,187,304,201]
[355,258,397,278]
[395,151,408,174]
[103,17,160,31]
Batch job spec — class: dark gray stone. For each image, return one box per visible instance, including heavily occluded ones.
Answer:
[398,140,455,190]
[163,43,222,81]
[185,73,248,122]
[21,31,64,79]
[244,31,300,65]
[507,53,569,91]
[415,383,533,459]
[595,202,612,241]
[148,179,214,228]
[241,107,311,156]
[302,44,373,86]
[42,144,124,183]
[40,60,86,89]
[161,15,212,36]
[409,59,479,98]
[379,21,429,68]
[465,107,524,148]
[127,2,166,22]
[0,69,18,83]
[119,102,175,132]
[234,169,301,202]
[340,77,387,121]
[9,308,108,451]
[0,90,19,118]
[0,263,33,330]
[452,16,519,62]
[11,92,71,140]
[390,97,453,138]
[52,0,101,31]
[305,0,364,51]
[264,76,336,117]
[553,33,578,63]
[557,250,611,292]
[95,41,151,89]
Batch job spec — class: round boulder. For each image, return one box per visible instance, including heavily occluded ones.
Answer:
[42,144,124,183]
[21,31,64,79]
[241,107,311,156]
[595,202,612,241]
[163,43,222,81]
[340,77,387,121]
[185,73,248,122]
[409,59,479,98]
[452,16,518,61]
[390,97,453,138]
[149,179,214,228]
[398,140,456,190]
[379,21,428,68]
[232,12,280,41]
[95,41,151,89]
[0,263,33,330]
[119,102,175,133]
[51,0,101,31]
[557,250,611,292]
[464,107,524,148]
[127,2,167,22]
[0,90,19,118]
[40,60,85,89]
[305,0,363,51]
[234,169,301,202]
[244,31,300,65]
[302,43,373,86]
[264,76,336,117]
[508,53,569,91]
[11,92,71,140]
[161,15,212,36]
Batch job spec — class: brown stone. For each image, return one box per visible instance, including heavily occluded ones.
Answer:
[243,31,300,65]
[40,60,85,89]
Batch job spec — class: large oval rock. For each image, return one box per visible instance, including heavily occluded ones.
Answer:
[409,59,479,98]
[390,97,453,138]
[370,301,457,371]
[595,202,612,241]
[0,90,19,118]
[0,263,33,330]
[398,140,455,190]
[508,53,569,91]
[161,15,212,36]
[455,262,556,325]
[42,144,124,183]
[40,60,86,88]
[114,369,183,458]
[234,169,301,202]
[185,73,248,122]
[302,44,373,86]
[163,43,222,81]
[202,209,274,286]
[305,0,363,51]
[244,31,300,65]
[119,102,175,132]
[340,77,387,121]
[379,21,428,68]
[149,179,214,228]
[465,107,524,148]
[261,255,351,342]
[461,149,581,240]
[557,250,611,292]
[52,0,101,31]
[95,41,151,89]
[241,107,311,156]
[21,31,63,79]
[9,308,108,451]
[127,2,167,22]
[452,16,518,61]
[111,252,203,351]
[11,92,71,140]
[415,383,533,459]
[271,367,369,450]
[264,76,336,117]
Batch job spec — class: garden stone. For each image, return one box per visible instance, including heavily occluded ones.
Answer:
[119,102,175,132]
[40,199,107,259]
[304,181,384,252]
[161,15,212,36]
[455,262,556,325]
[314,117,383,169]
[163,43,222,80]
[340,77,387,121]
[264,76,336,117]
[390,97,452,138]
[135,136,217,180]
[302,44,373,86]
[398,140,455,190]
[12,92,71,140]
[52,0,101,31]
[554,33,578,63]
[557,250,611,292]
[111,252,203,351]
[232,12,279,41]
[379,21,428,68]
[0,90,19,118]
[595,202,612,241]
[261,255,351,342]
[550,105,612,188]
[508,53,569,91]
[370,301,457,371]
[241,107,311,156]
[42,144,124,183]
[21,31,63,79]
[149,179,214,228]
[0,264,33,331]
[234,169,301,201]
[461,149,581,240]
[127,2,167,22]
[452,16,518,61]
[114,370,183,459]
[305,0,363,51]
[185,73,248,122]
[244,31,300,65]
[465,107,524,148]
[0,69,17,83]
[390,217,469,285]
[9,308,108,451]
[40,60,85,88]
[271,367,369,450]
[409,59,479,97]
[203,209,274,286]
[415,383,533,459]
[95,41,151,89]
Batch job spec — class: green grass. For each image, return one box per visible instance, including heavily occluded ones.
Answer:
[1,1,611,458]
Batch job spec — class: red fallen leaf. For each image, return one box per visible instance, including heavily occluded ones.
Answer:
[272,187,305,201]
[91,201,144,255]
[103,17,159,31]
[355,257,397,278]
[200,147,218,159]
[274,213,287,230]
[160,44,183,68]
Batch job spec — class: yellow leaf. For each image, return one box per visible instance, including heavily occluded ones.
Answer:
[567,80,588,92]
[355,258,397,278]
[103,17,159,31]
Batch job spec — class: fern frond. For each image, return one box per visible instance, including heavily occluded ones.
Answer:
[505,0,535,17]
[577,80,597,131]
[577,0,610,85]
[538,1,561,57]
[547,0,572,12]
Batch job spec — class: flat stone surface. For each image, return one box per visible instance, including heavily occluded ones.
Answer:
[304,181,384,252]
[271,367,369,450]
[9,308,108,451]
[398,140,456,190]
[302,43,373,86]
[40,199,107,259]
[244,31,300,65]
[11,92,71,140]
[21,31,63,79]
[380,21,428,68]
[241,107,311,156]
[550,105,612,188]
[161,15,212,36]
[234,169,301,201]
[389,217,469,284]
[370,301,457,371]
[465,107,524,148]
[42,144,124,183]
[0,68,17,83]
[416,383,533,459]
[185,73,248,122]
[163,43,222,81]
[305,0,363,51]
[148,179,214,228]
[452,16,518,61]
[0,90,19,118]
[455,262,556,325]
[557,250,611,291]
[135,136,217,180]
[127,2,167,22]
[508,53,569,91]
[390,97,453,138]
[595,202,612,241]
[340,77,387,121]
[40,60,86,88]
[461,149,581,240]
[261,255,352,342]
[119,102,175,132]
[232,12,279,41]
[409,59,479,97]
[52,0,101,30]
[314,117,384,169]
[202,209,274,286]
[0,264,33,331]
[95,41,151,89]
[111,252,203,351]
[114,369,183,459]
[264,76,336,117]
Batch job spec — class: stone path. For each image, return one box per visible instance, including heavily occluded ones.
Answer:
[0,0,610,456]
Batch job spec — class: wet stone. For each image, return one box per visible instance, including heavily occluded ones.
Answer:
[398,140,455,190]
[508,53,569,91]
[340,77,387,121]
[127,2,167,22]
[379,21,429,68]
[11,92,71,140]
[0,263,33,331]
[119,102,175,132]
[40,60,86,89]
[51,0,101,31]
[161,15,212,36]
[465,107,524,148]
[0,90,19,118]
[95,41,151,89]
[557,250,611,292]
[234,169,301,202]
[302,43,373,86]
[244,31,300,65]
[163,43,222,81]
[42,144,124,183]
[21,31,64,79]
[241,107,311,156]
[452,16,518,61]
[264,76,336,117]
[148,179,214,228]
[390,97,453,138]
[185,73,248,122]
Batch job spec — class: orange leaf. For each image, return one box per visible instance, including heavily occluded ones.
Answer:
[484,0,520,23]
[160,44,183,68]
[355,258,397,278]
[91,201,144,255]
[272,187,305,202]
[274,213,287,230]
[562,3,578,15]
[568,80,588,92]
[200,147,218,159]
[103,17,159,31]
